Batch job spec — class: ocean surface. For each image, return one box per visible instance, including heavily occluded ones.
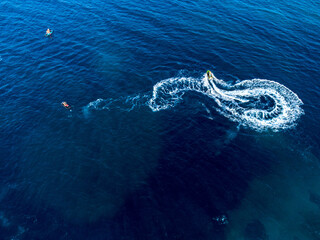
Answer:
[0,0,320,239]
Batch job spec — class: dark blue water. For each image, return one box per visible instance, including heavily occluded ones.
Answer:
[1,0,320,239]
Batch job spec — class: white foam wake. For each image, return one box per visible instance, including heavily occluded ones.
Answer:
[83,94,150,118]
[84,72,303,131]
[149,73,304,131]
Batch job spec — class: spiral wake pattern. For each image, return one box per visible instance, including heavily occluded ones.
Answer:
[149,72,303,131]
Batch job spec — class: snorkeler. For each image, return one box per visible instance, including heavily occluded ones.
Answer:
[45,28,53,37]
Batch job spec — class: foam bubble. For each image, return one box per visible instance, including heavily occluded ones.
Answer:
[148,72,304,131]
[213,215,229,225]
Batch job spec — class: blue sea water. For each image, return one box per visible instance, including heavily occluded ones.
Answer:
[0,0,320,239]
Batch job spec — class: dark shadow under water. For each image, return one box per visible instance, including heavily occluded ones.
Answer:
[0,99,277,240]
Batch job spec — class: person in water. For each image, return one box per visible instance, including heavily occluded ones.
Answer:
[45,28,52,37]
[207,70,213,79]
[61,101,71,109]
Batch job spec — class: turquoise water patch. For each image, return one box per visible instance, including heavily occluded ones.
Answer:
[226,134,320,240]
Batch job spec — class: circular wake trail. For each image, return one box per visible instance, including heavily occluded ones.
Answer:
[149,73,304,131]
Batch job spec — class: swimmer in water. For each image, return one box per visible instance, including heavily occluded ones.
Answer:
[61,101,71,109]
[45,28,53,37]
